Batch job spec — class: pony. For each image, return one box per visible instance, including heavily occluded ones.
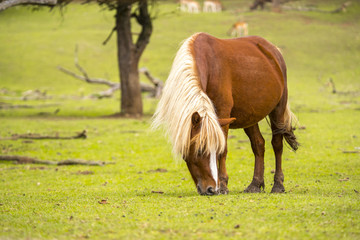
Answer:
[152,33,298,195]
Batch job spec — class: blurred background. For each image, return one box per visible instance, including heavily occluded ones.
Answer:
[0,0,359,117]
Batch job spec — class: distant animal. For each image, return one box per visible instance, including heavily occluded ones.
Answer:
[228,21,249,37]
[152,33,298,196]
[180,0,200,13]
[203,0,222,12]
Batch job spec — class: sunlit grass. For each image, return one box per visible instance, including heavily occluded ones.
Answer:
[0,1,360,239]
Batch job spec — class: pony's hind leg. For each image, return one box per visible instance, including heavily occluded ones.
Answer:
[244,124,265,193]
[269,95,298,193]
[269,105,289,193]
[270,125,285,193]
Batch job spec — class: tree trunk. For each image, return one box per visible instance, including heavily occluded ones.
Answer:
[115,0,152,117]
[116,4,142,117]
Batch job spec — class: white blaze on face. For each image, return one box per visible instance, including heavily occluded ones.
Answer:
[209,150,219,190]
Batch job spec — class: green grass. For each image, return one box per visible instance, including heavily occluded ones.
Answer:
[1,1,360,239]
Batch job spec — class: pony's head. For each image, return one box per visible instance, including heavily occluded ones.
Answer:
[184,112,235,195]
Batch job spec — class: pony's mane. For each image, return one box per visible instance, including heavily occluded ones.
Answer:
[152,33,226,158]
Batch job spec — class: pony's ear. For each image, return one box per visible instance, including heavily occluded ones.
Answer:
[191,112,202,128]
[218,118,236,126]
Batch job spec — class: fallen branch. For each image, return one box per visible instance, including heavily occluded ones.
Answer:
[0,102,59,109]
[139,67,163,98]
[282,1,352,13]
[57,66,116,88]
[0,130,87,140]
[328,78,337,94]
[151,191,164,194]
[325,78,360,96]
[58,65,159,98]
[330,1,352,13]
[57,46,163,98]
[0,155,112,166]
[282,5,326,12]
[22,89,49,100]
[342,150,360,154]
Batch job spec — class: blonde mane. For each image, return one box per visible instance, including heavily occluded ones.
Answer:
[152,33,226,158]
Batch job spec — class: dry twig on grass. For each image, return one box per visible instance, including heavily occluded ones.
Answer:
[0,155,113,166]
[0,102,59,109]
[0,130,87,140]
[342,150,360,154]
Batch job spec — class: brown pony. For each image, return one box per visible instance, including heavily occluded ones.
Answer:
[152,33,298,195]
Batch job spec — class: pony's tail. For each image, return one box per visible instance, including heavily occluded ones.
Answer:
[282,103,299,151]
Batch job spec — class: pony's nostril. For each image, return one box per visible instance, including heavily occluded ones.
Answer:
[206,186,215,195]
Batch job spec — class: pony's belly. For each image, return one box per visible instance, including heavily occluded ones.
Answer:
[229,116,266,129]
[229,106,273,129]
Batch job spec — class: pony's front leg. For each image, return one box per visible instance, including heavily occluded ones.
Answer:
[218,125,230,194]
[244,124,265,193]
[217,117,235,194]
[218,146,229,194]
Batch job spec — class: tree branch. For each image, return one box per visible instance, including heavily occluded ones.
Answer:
[57,66,117,87]
[57,46,117,88]
[58,64,161,98]
[57,46,162,98]
[135,0,152,57]
[0,0,57,12]
[139,67,163,97]
[102,26,117,45]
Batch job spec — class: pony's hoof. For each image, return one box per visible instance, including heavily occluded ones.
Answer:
[271,182,285,193]
[244,185,261,193]
[244,182,264,193]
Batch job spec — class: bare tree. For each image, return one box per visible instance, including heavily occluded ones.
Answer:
[93,0,153,116]
[1,0,153,117]
[115,0,152,117]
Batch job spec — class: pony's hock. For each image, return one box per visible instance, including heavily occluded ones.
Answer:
[153,33,298,195]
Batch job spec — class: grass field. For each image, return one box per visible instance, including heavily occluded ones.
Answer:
[1,0,360,239]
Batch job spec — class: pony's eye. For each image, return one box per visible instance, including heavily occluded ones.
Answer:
[197,149,206,157]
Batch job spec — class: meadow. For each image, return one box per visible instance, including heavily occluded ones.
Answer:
[0,0,360,239]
